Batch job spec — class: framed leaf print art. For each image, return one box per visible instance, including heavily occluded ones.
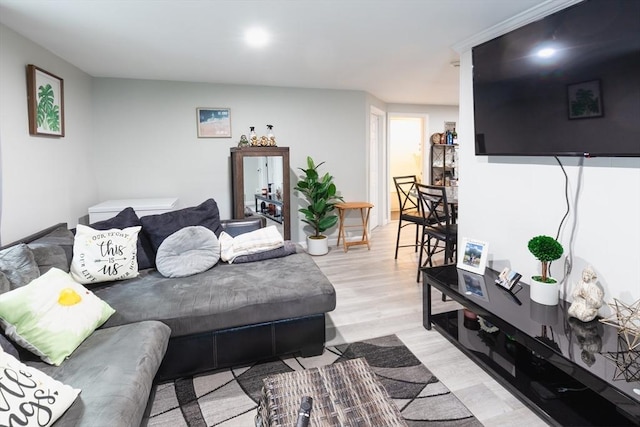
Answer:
[27,64,65,137]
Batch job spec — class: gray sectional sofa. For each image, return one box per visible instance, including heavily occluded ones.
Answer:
[0,200,336,426]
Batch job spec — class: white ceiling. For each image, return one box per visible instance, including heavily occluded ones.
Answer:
[0,0,553,105]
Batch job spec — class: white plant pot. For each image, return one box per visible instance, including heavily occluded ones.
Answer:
[529,277,559,306]
[306,235,329,256]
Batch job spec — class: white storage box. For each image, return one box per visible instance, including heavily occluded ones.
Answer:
[88,198,179,223]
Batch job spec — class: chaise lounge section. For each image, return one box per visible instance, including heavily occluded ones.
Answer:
[0,199,336,426]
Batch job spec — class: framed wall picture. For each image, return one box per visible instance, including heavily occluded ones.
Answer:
[457,237,489,275]
[567,79,603,119]
[27,64,65,137]
[196,107,231,138]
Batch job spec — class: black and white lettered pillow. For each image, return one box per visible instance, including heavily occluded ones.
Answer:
[70,224,141,284]
[0,349,80,426]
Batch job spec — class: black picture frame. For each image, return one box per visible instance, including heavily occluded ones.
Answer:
[567,79,603,120]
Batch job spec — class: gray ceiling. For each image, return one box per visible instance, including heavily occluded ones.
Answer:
[0,0,553,105]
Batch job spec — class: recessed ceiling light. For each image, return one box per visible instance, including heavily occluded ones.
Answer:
[245,27,270,48]
[537,47,556,58]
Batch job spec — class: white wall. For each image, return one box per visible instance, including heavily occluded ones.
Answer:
[458,49,640,305]
[0,24,97,243]
[388,104,459,141]
[91,78,368,243]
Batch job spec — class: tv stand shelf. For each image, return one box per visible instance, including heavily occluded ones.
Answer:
[423,265,639,427]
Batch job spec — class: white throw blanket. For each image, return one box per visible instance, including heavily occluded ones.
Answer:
[219,225,284,263]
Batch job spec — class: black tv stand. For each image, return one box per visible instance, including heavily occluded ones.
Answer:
[423,265,639,427]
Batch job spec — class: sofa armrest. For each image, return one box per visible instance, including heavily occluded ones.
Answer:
[220,217,266,237]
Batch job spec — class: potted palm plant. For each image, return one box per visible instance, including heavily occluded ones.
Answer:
[527,235,564,305]
[294,156,342,255]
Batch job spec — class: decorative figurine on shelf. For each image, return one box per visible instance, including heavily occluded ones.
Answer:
[568,266,604,322]
[249,126,258,146]
[266,124,277,146]
[237,134,249,148]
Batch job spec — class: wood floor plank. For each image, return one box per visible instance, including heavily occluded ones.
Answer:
[311,221,550,427]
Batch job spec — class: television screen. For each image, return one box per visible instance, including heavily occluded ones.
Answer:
[473,0,640,157]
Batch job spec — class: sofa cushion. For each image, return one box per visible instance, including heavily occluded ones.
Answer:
[0,350,80,427]
[140,198,224,256]
[0,268,115,366]
[26,320,171,427]
[29,225,75,268]
[95,249,336,338]
[155,226,220,278]
[90,207,154,270]
[0,272,10,295]
[70,224,141,284]
[0,244,40,290]
[0,333,19,359]
[29,242,70,274]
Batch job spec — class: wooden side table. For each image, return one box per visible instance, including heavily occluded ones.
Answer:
[335,202,374,252]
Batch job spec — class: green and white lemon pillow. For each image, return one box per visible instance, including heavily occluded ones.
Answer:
[0,268,115,365]
[0,348,80,426]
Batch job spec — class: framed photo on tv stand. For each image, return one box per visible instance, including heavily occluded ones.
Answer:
[457,238,489,275]
[495,267,522,291]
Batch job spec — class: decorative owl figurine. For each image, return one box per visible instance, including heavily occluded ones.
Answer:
[568,266,604,322]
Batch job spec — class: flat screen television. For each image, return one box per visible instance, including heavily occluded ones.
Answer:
[473,0,640,157]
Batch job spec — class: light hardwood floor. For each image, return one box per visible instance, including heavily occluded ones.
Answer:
[311,221,550,427]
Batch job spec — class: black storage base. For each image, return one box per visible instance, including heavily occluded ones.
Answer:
[423,265,640,427]
[155,314,326,382]
[431,311,635,427]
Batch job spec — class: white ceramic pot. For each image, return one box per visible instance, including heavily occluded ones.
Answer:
[306,235,329,256]
[529,277,559,306]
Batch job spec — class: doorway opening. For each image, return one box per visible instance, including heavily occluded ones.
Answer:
[388,114,428,220]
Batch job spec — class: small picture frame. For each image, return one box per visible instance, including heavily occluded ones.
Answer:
[495,267,522,291]
[459,270,489,302]
[457,238,489,275]
[27,64,65,137]
[196,107,231,138]
[567,79,603,120]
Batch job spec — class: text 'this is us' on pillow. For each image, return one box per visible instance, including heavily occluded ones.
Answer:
[70,224,141,284]
[0,268,115,365]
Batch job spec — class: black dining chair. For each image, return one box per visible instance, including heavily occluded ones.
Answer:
[393,175,426,259]
[415,183,457,282]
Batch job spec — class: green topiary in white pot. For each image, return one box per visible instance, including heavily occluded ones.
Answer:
[528,235,564,305]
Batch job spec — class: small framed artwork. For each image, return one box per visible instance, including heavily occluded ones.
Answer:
[444,121,456,132]
[567,79,603,120]
[27,64,65,137]
[459,270,489,302]
[196,107,231,138]
[457,238,489,275]
[495,267,522,291]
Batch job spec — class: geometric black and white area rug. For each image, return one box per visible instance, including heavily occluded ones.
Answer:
[144,335,482,426]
